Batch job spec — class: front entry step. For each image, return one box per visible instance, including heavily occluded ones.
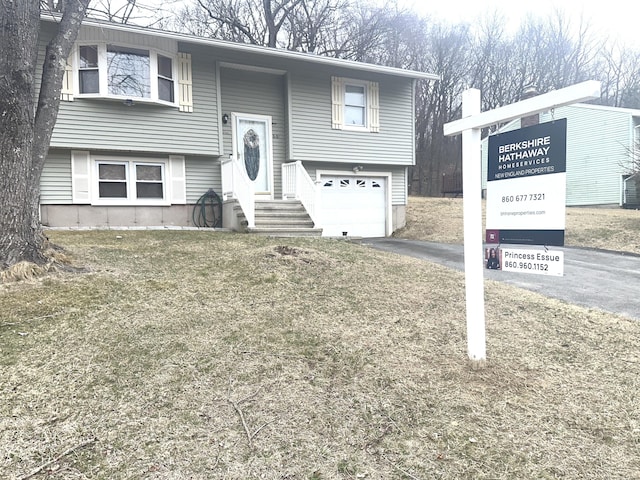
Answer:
[246,227,323,237]
[234,200,322,237]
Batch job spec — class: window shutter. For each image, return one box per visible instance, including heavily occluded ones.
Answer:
[368,81,380,133]
[71,150,91,203]
[178,53,193,112]
[331,76,344,129]
[169,155,186,204]
[61,55,74,101]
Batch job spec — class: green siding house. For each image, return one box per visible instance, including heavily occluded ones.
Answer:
[481,104,640,208]
[38,15,438,237]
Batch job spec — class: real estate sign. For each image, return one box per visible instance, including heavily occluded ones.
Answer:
[486,119,567,246]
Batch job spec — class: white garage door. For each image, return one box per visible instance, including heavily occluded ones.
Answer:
[320,175,387,237]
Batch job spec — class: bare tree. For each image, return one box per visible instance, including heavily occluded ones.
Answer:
[412,23,470,196]
[0,0,90,269]
[284,0,345,53]
[192,0,302,46]
[597,43,640,108]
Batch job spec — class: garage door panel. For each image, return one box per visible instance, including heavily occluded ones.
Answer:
[320,175,386,237]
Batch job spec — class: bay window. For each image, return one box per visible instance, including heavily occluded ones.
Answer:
[79,45,99,94]
[107,45,151,98]
[157,54,175,103]
[76,43,176,105]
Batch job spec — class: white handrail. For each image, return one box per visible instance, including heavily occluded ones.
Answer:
[281,161,319,226]
[221,156,255,228]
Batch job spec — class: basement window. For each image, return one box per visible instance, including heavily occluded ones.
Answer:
[95,159,167,205]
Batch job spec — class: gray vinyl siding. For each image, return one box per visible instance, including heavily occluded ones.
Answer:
[540,106,630,206]
[186,157,220,203]
[303,162,408,205]
[289,68,415,166]
[41,150,72,204]
[41,149,218,205]
[391,167,409,205]
[219,68,286,198]
[38,24,220,156]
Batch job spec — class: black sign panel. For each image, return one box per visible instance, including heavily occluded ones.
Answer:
[487,118,567,182]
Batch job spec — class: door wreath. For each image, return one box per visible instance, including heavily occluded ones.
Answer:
[243,129,260,181]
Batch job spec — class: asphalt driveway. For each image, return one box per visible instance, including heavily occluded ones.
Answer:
[361,238,640,321]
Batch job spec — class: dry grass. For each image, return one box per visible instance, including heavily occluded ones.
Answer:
[396,196,640,254]
[1,230,639,479]
[0,247,75,284]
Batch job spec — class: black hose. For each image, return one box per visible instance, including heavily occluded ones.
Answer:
[192,189,222,228]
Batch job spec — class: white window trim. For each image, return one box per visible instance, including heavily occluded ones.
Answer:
[74,42,179,107]
[331,76,380,133]
[92,156,171,206]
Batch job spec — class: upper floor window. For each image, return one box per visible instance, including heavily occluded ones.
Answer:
[107,45,151,98]
[344,84,366,127]
[79,45,99,94]
[331,76,380,132]
[76,43,176,105]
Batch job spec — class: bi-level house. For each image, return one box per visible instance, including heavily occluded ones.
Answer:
[37,15,438,237]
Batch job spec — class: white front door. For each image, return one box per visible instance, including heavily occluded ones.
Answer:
[233,113,273,197]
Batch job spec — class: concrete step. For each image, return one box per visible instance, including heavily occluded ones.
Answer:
[246,227,323,237]
[241,217,315,228]
[232,199,321,236]
[255,218,315,227]
[235,202,307,214]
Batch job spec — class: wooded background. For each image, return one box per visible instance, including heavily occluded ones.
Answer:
[87,0,640,196]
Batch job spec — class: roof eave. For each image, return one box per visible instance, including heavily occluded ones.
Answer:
[40,13,439,81]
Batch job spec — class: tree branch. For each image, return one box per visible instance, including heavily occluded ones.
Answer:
[20,437,98,480]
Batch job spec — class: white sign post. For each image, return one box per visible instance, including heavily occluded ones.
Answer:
[443,80,601,367]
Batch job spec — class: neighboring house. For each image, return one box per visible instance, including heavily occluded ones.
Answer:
[481,104,640,208]
[37,15,438,237]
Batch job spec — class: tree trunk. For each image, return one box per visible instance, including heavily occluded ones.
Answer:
[0,0,89,270]
[0,1,44,268]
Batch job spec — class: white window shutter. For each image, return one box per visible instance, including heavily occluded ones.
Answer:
[368,81,380,133]
[331,76,344,129]
[178,53,193,113]
[169,155,186,204]
[71,150,91,203]
[61,55,74,101]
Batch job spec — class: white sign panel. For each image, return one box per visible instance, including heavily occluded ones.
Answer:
[499,247,564,276]
[485,173,566,230]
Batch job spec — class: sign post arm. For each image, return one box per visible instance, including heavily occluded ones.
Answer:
[461,89,486,366]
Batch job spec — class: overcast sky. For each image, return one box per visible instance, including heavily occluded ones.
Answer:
[98,0,639,48]
[398,0,639,47]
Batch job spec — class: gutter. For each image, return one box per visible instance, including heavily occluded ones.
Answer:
[41,13,439,82]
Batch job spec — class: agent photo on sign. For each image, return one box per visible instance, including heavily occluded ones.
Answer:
[486,247,501,270]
